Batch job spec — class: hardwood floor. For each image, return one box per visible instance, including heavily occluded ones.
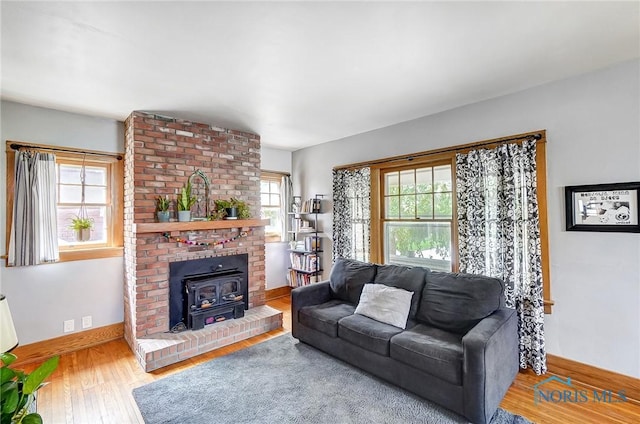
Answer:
[21,296,639,423]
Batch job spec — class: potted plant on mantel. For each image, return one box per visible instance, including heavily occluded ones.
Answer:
[156,195,171,223]
[69,216,93,241]
[176,181,197,222]
[213,198,250,220]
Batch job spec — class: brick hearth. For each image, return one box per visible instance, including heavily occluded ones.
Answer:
[135,306,282,372]
[123,111,282,371]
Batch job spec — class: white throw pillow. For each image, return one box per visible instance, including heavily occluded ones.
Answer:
[354,283,414,329]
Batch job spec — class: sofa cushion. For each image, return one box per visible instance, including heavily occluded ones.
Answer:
[390,324,464,385]
[374,264,428,318]
[416,271,504,334]
[338,313,403,356]
[329,258,377,304]
[355,283,413,329]
[299,300,356,338]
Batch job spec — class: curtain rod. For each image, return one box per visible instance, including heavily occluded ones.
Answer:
[9,143,123,161]
[334,132,543,171]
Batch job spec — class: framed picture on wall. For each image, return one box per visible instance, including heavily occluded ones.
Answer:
[565,182,640,233]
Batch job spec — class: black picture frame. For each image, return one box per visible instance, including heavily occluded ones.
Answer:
[565,182,640,233]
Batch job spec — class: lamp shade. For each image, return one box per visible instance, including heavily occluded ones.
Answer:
[0,294,19,353]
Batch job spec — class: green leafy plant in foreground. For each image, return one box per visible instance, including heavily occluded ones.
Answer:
[0,353,59,424]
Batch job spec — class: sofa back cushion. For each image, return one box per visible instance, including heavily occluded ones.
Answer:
[329,258,377,304]
[373,264,428,319]
[416,271,504,334]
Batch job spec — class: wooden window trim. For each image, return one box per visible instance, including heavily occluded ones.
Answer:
[4,141,124,264]
[260,170,288,243]
[371,155,458,271]
[57,157,112,251]
[261,170,289,178]
[264,234,282,244]
[367,131,553,313]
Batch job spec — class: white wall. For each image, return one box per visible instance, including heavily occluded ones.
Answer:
[0,101,125,345]
[292,59,640,378]
[261,146,293,289]
[262,146,292,174]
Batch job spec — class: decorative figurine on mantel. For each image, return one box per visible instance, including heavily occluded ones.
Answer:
[189,169,210,221]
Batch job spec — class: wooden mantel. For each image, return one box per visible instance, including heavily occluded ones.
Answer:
[132,218,270,234]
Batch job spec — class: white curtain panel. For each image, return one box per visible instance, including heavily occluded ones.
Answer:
[9,151,59,266]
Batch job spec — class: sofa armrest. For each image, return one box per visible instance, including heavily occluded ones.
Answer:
[462,308,519,424]
[291,280,332,338]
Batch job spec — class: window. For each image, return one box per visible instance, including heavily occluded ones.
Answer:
[57,158,111,247]
[5,141,124,263]
[260,172,285,242]
[381,162,454,272]
[368,131,552,313]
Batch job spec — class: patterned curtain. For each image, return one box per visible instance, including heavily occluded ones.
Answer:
[9,151,59,266]
[332,167,371,262]
[456,140,546,374]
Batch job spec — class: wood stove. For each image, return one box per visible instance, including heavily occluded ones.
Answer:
[169,254,249,331]
[184,269,245,330]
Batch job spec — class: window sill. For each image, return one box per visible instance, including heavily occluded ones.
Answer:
[2,247,124,265]
[265,234,283,243]
[59,247,124,262]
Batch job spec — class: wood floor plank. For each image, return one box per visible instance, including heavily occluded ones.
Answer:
[16,298,640,424]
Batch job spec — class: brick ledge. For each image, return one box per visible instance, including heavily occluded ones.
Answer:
[134,305,283,372]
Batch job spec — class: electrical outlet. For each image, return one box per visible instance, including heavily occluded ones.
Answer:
[63,319,75,333]
[82,315,92,329]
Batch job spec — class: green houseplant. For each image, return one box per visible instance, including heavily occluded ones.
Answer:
[176,181,197,222]
[0,352,59,424]
[69,216,93,242]
[213,198,250,220]
[156,195,171,223]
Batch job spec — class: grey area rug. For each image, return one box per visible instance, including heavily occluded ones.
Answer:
[133,334,531,424]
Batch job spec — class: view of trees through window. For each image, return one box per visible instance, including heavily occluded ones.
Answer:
[383,164,453,271]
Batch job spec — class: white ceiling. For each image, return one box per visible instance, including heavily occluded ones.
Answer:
[2,1,639,151]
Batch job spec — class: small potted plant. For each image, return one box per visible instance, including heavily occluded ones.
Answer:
[69,215,93,241]
[156,195,171,222]
[176,181,197,222]
[0,352,59,424]
[213,198,250,220]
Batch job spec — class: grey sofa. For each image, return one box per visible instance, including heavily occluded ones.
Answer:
[291,259,518,424]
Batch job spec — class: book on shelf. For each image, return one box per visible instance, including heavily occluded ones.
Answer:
[300,198,321,214]
[291,218,315,234]
[288,269,320,287]
[289,252,321,272]
[304,236,321,251]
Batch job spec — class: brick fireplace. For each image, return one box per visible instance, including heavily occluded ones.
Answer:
[123,111,282,371]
